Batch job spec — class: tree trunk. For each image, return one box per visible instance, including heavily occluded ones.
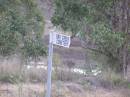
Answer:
[121,0,129,79]
[113,0,129,78]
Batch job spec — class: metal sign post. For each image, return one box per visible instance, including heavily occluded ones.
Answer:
[46,33,53,97]
[46,32,71,97]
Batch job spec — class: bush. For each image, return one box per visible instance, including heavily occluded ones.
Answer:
[100,69,124,88]
[22,38,47,58]
[0,0,46,58]
[127,83,130,89]
[0,73,22,84]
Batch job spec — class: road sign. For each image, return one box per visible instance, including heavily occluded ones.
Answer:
[51,32,71,48]
[46,32,71,97]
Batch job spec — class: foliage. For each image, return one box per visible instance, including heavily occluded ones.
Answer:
[90,22,124,62]
[52,0,126,70]
[0,73,22,84]
[0,10,24,56]
[22,38,47,58]
[0,0,46,57]
[127,83,130,89]
[52,0,113,33]
[52,0,88,35]
[100,69,126,87]
[52,54,62,80]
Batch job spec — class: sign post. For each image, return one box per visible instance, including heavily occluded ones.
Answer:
[46,32,71,97]
[46,33,53,97]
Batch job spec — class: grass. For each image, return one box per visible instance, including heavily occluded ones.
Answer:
[0,63,129,97]
[99,68,130,89]
[0,63,47,83]
[0,82,129,97]
[0,57,129,97]
[127,83,130,89]
[0,73,21,84]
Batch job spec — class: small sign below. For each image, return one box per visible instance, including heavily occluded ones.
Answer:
[51,32,71,48]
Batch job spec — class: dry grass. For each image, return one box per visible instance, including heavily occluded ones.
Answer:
[84,89,126,97]
[0,63,21,74]
[57,83,130,97]
[0,62,48,83]
[0,83,129,97]
[0,83,44,97]
[52,82,130,97]
[0,61,129,97]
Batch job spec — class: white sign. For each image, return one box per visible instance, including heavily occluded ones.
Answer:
[50,32,71,48]
[46,32,71,97]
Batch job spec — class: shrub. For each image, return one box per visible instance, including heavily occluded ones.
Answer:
[0,0,46,58]
[0,73,22,84]
[100,69,124,88]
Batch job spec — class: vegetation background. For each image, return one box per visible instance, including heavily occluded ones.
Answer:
[0,0,130,97]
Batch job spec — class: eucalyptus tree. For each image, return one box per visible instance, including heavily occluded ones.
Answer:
[0,0,46,58]
[52,0,130,78]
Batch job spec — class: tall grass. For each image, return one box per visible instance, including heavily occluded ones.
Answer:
[0,63,47,83]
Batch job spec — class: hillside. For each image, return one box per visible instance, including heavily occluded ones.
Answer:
[37,0,87,67]
[0,0,130,97]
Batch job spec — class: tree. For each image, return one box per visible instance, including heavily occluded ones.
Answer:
[52,0,130,78]
[0,0,46,58]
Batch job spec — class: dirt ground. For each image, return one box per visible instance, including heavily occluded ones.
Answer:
[0,83,129,97]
